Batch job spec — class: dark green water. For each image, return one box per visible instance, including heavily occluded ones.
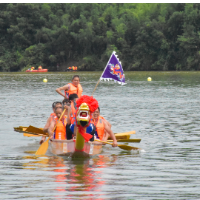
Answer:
[1,71,200,199]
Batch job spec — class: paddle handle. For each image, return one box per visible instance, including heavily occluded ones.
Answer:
[94,139,141,150]
[94,139,113,145]
[107,139,141,143]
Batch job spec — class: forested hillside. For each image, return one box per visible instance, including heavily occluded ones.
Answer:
[1,3,200,72]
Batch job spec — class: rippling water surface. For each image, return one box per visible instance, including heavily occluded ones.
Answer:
[1,71,200,199]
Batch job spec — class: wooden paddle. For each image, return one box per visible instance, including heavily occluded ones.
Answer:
[107,138,141,143]
[26,126,46,135]
[114,131,136,136]
[15,125,136,140]
[23,133,40,137]
[14,127,47,137]
[35,109,66,155]
[14,126,45,137]
[108,131,136,140]
[94,139,141,151]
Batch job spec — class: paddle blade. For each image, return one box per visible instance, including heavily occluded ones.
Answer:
[118,144,140,151]
[94,139,141,151]
[35,138,50,155]
[107,139,141,143]
[108,131,135,140]
[115,131,136,137]
[23,133,40,137]
[26,126,47,136]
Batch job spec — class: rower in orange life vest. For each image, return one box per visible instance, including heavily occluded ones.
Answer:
[91,107,118,147]
[39,102,62,144]
[56,75,83,99]
[62,98,75,139]
[48,105,72,140]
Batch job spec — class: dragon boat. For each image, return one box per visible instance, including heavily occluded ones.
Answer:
[14,96,139,157]
[50,96,103,158]
[13,126,103,157]
[14,126,137,158]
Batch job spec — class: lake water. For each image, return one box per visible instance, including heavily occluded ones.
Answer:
[1,71,200,199]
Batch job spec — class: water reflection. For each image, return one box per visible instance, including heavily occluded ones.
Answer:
[22,152,118,199]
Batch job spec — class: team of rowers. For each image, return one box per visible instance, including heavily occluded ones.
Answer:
[40,75,118,147]
[67,66,78,71]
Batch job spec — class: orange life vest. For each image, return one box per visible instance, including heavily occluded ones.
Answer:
[50,113,57,122]
[91,116,105,140]
[69,67,72,69]
[54,116,67,140]
[65,83,83,98]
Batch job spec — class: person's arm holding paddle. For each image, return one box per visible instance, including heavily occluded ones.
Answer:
[43,116,51,133]
[39,116,51,144]
[48,120,56,140]
[103,121,118,147]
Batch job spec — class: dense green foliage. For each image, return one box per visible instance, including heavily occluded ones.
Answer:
[1,3,200,71]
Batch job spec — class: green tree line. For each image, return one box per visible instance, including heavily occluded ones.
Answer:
[1,3,200,71]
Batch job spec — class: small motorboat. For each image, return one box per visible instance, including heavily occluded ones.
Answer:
[26,69,48,72]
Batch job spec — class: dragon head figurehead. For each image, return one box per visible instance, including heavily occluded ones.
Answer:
[76,102,91,127]
[76,95,99,127]
[75,95,99,142]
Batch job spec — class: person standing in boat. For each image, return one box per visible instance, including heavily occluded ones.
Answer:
[91,107,118,147]
[40,102,63,144]
[56,75,83,99]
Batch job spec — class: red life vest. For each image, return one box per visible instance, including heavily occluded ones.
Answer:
[54,116,67,140]
[65,83,83,98]
[91,116,105,140]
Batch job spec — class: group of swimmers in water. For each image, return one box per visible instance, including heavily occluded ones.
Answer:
[40,75,118,147]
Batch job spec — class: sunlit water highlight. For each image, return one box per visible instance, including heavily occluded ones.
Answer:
[1,71,200,199]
